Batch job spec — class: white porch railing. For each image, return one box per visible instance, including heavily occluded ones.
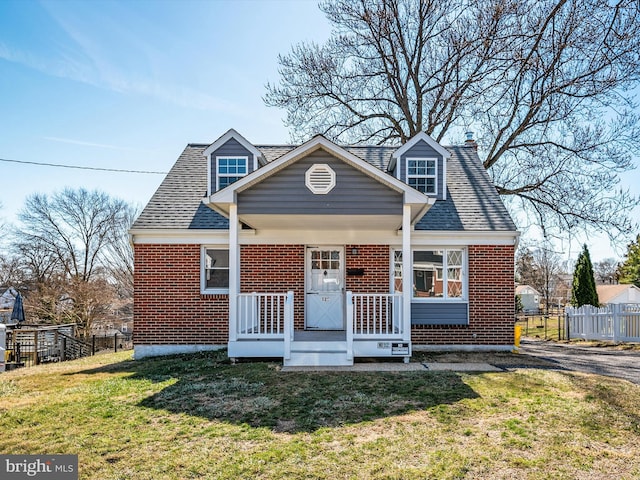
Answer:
[237,292,293,339]
[347,292,404,338]
[283,291,294,361]
[566,303,640,342]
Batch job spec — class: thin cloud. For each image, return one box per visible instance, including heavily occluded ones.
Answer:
[43,136,155,153]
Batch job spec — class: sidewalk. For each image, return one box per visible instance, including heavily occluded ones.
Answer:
[281,362,502,372]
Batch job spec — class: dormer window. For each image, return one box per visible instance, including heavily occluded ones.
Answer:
[407,158,437,194]
[217,156,248,190]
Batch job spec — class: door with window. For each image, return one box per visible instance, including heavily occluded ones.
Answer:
[306,247,344,330]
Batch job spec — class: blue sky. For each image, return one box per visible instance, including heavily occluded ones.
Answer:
[0,0,638,263]
[0,0,330,222]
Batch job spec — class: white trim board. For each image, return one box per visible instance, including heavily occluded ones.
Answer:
[203,128,263,164]
[130,228,519,246]
[134,344,224,359]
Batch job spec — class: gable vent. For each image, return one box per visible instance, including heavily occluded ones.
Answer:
[305,163,336,194]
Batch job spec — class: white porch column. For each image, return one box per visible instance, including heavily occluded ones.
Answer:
[402,204,412,342]
[228,203,239,342]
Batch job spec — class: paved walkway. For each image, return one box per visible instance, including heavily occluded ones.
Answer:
[281,362,501,372]
[282,340,640,384]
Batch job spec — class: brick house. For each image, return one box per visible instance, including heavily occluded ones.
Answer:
[130,129,519,365]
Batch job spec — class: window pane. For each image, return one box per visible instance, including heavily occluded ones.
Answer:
[413,250,443,297]
[204,249,229,290]
[448,269,462,297]
[447,249,462,267]
[206,269,229,289]
[206,249,229,268]
[219,176,242,188]
[408,178,426,192]
[447,249,463,298]
[425,178,435,193]
[394,251,403,293]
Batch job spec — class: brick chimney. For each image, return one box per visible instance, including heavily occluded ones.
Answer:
[464,131,477,151]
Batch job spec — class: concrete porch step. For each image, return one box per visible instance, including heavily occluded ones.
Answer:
[284,340,353,366]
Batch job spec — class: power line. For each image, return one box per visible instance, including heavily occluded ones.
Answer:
[0,157,168,175]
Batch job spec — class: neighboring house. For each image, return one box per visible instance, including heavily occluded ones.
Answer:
[130,129,519,365]
[0,287,17,310]
[515,285,541,314]
[597,284,640,305]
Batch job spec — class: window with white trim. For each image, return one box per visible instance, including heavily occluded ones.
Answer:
[406,158,437,194]
[393,248,465,300]
[217,157,248,190]
[202,248,229,293]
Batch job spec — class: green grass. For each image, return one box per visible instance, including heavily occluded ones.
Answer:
[516,315,565,341]
[2,351,640,479]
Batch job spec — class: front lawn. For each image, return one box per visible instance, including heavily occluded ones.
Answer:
[1,351,639,479]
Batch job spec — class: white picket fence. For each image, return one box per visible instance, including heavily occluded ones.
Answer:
[566,304,640,342]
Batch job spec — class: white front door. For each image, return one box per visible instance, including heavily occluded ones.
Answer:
[306,247,344,330]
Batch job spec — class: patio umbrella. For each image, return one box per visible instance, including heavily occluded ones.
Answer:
[10,292,25,324]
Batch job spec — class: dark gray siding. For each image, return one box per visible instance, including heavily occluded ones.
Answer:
[411,302,468,325]
[399,140,445,201]
[210,138,256,192]
[237,150,403,215]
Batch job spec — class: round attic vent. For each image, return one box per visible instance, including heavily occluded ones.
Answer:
[305,163,336,194]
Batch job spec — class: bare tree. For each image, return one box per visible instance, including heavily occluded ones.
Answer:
[265,0,640,239]
[100,204,138,300]
[593,258,619,284]
[13,188,132,335]
[516,244,564,314]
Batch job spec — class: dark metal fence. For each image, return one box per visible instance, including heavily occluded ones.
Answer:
[4,325,132,370]
[91,333,133,354]
[515,309,568,341]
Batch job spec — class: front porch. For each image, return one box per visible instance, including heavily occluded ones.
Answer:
[228,292,411,366]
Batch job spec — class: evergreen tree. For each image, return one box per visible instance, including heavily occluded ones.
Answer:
[618,234,640,287]
[571,244,599,307]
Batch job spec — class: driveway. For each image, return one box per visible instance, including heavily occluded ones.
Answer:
[518,339,640,385]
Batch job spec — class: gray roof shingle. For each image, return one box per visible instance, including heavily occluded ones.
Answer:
[132,141,516,232]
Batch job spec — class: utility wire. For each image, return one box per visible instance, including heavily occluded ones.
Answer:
[0,157,168,174]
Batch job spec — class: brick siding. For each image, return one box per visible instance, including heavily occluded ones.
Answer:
[345,245,390,293]
[240,245,305,329]
[134,244,228,345]
[134,243,514,347]
[411,245,515,345]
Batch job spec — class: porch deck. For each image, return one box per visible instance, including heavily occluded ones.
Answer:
[293,330,346,342]
[229,291,411,366]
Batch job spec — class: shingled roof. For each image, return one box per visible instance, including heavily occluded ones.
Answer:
[131,141,516,232]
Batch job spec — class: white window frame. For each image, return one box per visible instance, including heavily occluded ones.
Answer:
[391,247,467,302]
[201,246,230,294]
[406,157,437,195]
[216,156,248,191]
